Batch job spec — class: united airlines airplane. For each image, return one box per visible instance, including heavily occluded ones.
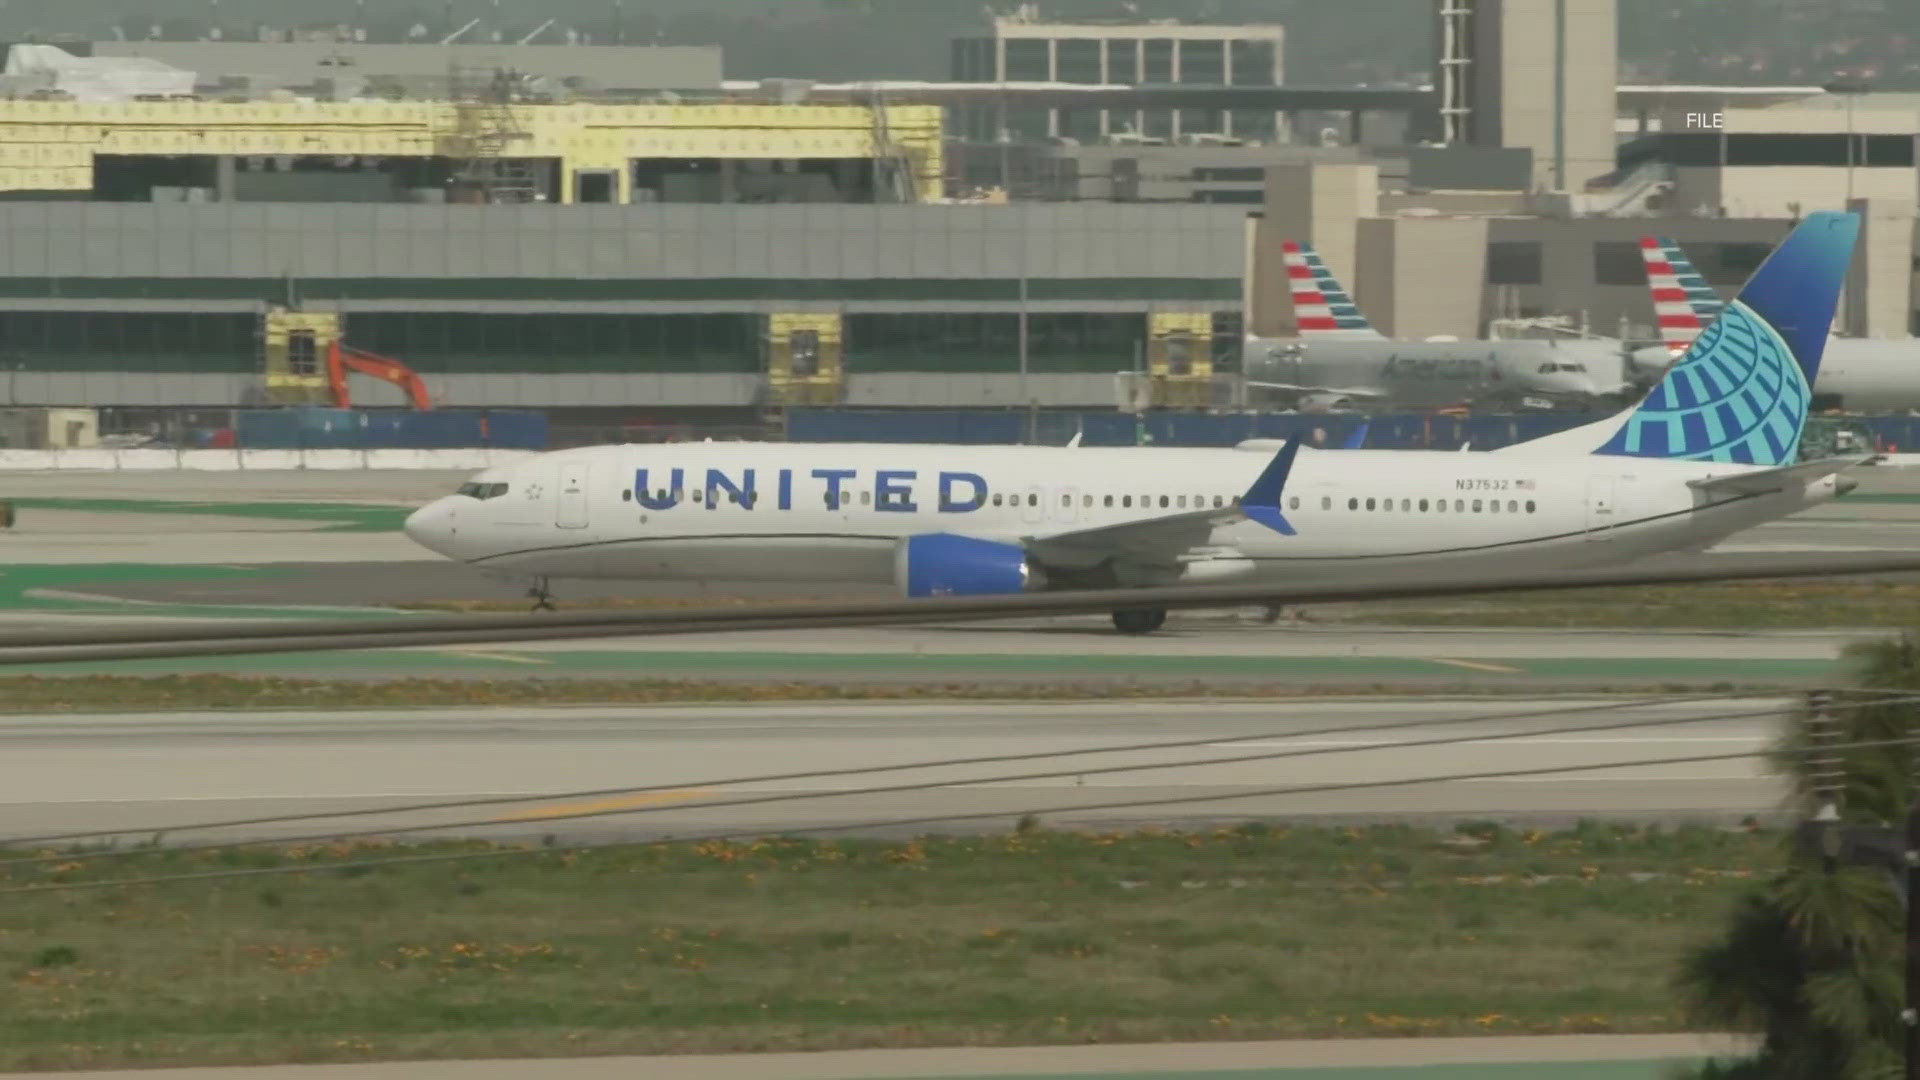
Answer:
[406,212,1865,634]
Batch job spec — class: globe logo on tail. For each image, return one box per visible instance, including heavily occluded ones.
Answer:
[1596,300,1809,465]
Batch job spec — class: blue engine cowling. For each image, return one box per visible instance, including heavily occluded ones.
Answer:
[893,533,1044,597]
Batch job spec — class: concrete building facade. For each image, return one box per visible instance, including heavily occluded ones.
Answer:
[0,202,1246,411]
[949,16,1284,144]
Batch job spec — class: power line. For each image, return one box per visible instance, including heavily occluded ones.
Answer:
[0,691,1739,851]
[6,733,1912,897]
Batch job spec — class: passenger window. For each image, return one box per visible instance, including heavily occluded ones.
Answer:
[1507,500,1518,513]
[1526,500,1536,513]
[1400,499,1410,512]
[1321,496,1332,510]
[1123,495,1132,508]
[992,494,1002,507]
[1348,497,1358,510]
[1083,494,1093,508]
[1028,493,1039,507]
[1490,500,1500,514]
[1418,498,1428,511]
[860,490,871,506]
[1454,499,1465,512]
[1287,496,1299,510]
[622,490,632,502]
[693,490,704,503]
[1472,499,1483,512]
[1104,495,1114,508]
[1159,495,1170,508]
[1177,495,1188,509]
[1437,499,1446,513]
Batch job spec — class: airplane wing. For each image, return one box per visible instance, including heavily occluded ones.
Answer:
[1687,455,1875,497]
[1024,438,1300,570]
[1243,380,1387,398]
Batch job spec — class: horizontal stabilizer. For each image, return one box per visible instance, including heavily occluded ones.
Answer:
[1686,455,1874,497]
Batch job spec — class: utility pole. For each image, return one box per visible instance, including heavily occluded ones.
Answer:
[1795,688,1920,1080]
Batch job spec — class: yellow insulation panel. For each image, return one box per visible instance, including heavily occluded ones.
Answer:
[0,100,945,200]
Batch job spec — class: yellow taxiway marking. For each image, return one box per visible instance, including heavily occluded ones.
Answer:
[1424,657,1524,674]
[436,649,551,664]
[497,789,714,822]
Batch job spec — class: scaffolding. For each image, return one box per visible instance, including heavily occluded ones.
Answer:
[445,63,540,203]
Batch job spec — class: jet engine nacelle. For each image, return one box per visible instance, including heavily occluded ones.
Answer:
[893,533,1047,598]
[1297,393,1356,413]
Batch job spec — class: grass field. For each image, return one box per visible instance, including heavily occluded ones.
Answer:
[402,580,1920,632]
[0,823,1774,1071]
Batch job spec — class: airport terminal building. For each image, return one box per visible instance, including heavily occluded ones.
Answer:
[0,7,1918,426]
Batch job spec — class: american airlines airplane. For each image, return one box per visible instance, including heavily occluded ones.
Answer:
[1634,234,1920,411]
[1241,241,1632,411]
[406,211,1865,635]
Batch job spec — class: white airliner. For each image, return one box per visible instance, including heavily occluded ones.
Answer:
[406,212,1865,634]
[1241,240,1630,411]
[1634,233,1920,411]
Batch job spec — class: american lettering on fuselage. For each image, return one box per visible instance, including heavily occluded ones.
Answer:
[1379,353,1493,381]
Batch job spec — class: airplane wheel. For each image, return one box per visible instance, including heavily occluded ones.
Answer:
[1112,608,1166,635]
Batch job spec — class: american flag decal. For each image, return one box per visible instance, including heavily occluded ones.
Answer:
[1514,479,1535,490]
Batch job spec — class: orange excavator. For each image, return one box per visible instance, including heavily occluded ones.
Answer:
[326,341,433,410]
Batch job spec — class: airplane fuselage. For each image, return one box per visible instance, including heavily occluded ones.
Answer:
[406,442,1844,591]
[1246,336,1626,407]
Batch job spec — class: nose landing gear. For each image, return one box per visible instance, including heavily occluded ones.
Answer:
[527,577,556,612]
[1111,607,1168,635]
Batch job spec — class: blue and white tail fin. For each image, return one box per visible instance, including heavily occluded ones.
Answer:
[1280,241,1382,338]
[1595,210,1858,467]
[1640,235,1726,357]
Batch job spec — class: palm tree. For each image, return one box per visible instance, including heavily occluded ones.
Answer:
[1677,630,1920,1079]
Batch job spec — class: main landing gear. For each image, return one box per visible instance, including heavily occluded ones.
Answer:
[1111,607,1168,635]
[527,576,556,612]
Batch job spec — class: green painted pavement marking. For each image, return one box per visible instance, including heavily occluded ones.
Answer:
[0,563,407,619]
[900,1060,1701,1080]
[7,497,409,531]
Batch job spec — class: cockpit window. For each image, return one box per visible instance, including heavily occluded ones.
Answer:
[456,482,510,500]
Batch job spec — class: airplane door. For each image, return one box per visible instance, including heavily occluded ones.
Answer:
[1020,485,1045,526]
[556,462,591,529]
[1053,486,1079,525]
[1584,476,1616,539]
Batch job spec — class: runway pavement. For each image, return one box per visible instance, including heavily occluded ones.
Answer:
[0,697,1798,845]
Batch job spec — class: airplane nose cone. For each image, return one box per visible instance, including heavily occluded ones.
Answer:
[404,499,458,556]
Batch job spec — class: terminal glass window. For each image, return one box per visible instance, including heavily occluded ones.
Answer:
[349,313,759,374]
[1711,243,1772,284]
[844,313,1019,372]
[1593,242,1645,286]
[1104,40,1139,83]
[1229,40,1277,86]
[0,312,256,373]
[1026,313,1149,372]
[1143,40,1174,83]
[1487,242,1542,285]
[1057,39,1101,84]
[1004,40,1051,81]
[1178,40,1226,85]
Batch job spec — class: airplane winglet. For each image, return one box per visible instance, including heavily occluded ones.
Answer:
[1240,436,1301,536]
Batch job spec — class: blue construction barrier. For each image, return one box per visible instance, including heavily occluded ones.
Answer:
[233,409,549,450]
